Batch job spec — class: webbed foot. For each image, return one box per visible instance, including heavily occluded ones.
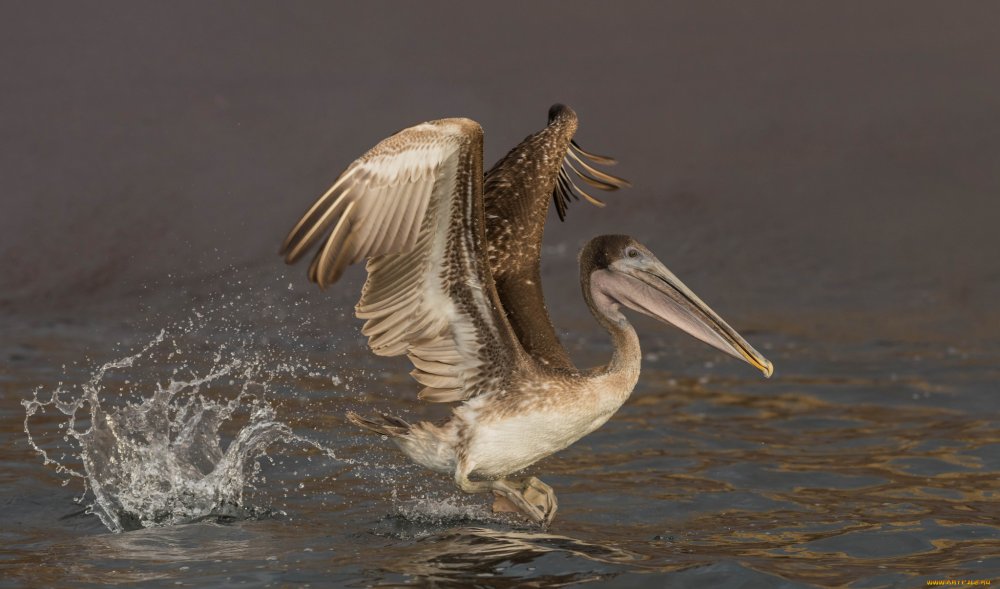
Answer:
[491,476,558,527]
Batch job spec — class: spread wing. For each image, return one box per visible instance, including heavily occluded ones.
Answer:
[281,118,528,403]
[484,104,629,369]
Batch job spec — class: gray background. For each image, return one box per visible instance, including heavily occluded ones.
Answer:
[3,2,998,337]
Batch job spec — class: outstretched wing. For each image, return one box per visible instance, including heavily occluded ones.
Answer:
[281,118,527,403]
[484,104,629,369]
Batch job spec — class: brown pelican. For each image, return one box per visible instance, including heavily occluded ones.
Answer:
[280,105,773,526]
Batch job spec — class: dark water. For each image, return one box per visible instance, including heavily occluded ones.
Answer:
[3,263,998,587]
[2,2,999,587]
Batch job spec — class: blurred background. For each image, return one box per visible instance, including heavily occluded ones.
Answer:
[2,1,998,343]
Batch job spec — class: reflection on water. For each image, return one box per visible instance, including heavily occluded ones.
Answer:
[381,527,646,587]
[1,274,997,587]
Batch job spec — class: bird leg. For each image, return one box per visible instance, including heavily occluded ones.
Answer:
[455,466,557,526]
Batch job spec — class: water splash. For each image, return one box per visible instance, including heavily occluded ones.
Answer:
[392,494,493,527]
[22,324,338,533]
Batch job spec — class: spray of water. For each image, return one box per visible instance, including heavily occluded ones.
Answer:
[21,296,343,533]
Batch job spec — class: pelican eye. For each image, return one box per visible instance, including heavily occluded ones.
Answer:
[626,247,639,259]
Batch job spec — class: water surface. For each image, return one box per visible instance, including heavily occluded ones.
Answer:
[2,266,996,587]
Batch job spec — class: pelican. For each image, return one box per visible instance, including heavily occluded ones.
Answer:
[280,105,773,526]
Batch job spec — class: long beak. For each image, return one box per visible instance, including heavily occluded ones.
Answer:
[613,259,774,378]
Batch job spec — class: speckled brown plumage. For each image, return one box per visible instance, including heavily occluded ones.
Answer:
[484,104,629,369]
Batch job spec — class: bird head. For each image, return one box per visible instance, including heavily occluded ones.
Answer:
[581,234,773,378]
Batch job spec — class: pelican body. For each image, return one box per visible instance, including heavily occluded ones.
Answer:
[281,105,772,525]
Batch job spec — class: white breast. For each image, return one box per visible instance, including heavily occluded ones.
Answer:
[461,377,631,479]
